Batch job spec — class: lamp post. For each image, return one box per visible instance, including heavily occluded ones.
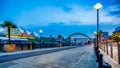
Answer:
[39,29,43,38]
[94,3,102,50]
[39,29,43,48]
[94,31,97,46]
[50,34,52,47]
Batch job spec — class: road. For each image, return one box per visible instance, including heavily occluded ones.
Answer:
[0,45,97,68]
[0,46,76,63]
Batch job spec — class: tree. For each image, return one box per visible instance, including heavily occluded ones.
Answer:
[112,32,120,64]
[95,30,103,37]
[98,30,103,37]
[0,21,17,44]
[57,35,62,46]
[95,30,103,43]
[112,32,120,44]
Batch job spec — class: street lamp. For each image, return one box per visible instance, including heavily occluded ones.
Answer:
[39,29,43,48]
[39,29,43,38]
[94,3,102,50]
[94,31,97,45]
[94,31,97,36]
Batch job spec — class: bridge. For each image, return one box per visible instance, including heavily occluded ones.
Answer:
[68,32,91,40]
[66,32,92,46]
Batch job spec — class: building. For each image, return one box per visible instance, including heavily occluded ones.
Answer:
[113,26,120,33]
[1,27,38,39]
[30,32,38,38]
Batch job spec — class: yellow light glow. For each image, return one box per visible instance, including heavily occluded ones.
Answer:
[39,29,43,33]
[94,3,102,10]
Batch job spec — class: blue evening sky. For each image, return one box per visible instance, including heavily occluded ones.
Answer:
[0,0,120,37]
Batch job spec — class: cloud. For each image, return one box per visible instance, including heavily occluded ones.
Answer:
[108,5,120,16]
[105,0,120,25]
[15,4,117,26]
[112,0,120,4]
[108,0,120,17]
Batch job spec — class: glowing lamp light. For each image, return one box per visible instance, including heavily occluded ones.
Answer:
[39,29,43,33]
[94,3,102,10]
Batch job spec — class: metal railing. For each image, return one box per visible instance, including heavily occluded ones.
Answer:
[0,41,71,51]
[100,42,120,64]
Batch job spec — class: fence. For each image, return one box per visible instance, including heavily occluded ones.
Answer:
[0,41,71,51]
[100,42,120,64]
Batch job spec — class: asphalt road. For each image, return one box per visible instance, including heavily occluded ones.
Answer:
[0,46,76,63]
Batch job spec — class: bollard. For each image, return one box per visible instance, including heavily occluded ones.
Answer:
[94,46,98,55]
[94,46,97,54]
[96,50,100,56]
[96,50,100,62]
[106,44,108,54]
[110,45,113,58]
[103,62,111,68]
[98,53,103,68]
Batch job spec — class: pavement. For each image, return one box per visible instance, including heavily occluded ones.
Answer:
[0,46,76,63]
[100,49,120,68]
[0,46,75,56]
[0,45,97,68]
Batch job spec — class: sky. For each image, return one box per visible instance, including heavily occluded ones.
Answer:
[0,0,120,38]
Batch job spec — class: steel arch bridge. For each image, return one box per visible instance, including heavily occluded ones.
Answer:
[67,32,91,40]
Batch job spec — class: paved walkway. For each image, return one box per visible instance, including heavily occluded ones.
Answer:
[100,50,120,68]
[0,46,74,56]
[0,46,76,63]
[0,46,97,68]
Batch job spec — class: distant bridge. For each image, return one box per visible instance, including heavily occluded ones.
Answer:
[67,32,91,40]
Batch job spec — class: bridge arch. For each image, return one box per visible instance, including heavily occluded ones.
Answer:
[67,32,91,40]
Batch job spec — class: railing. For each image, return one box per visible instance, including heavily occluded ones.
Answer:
[0,42,71,51]
[99,42,120,64]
